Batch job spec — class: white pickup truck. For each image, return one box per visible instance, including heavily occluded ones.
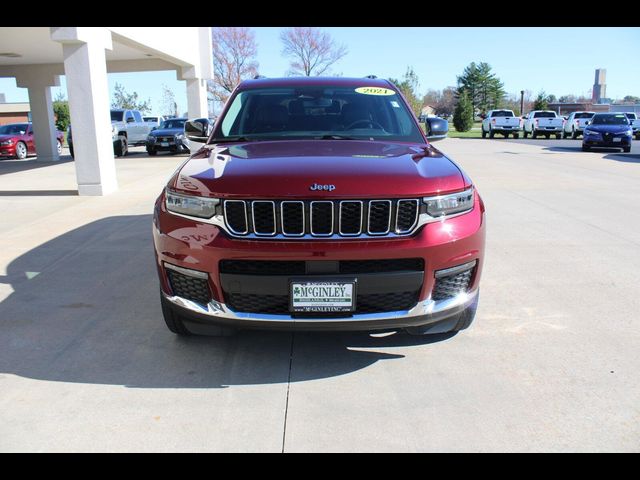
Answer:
[481,109,521,138]
[110,109,156,155]
[523,110,565,139]
[623,113,640,140]
[562,111,595,139]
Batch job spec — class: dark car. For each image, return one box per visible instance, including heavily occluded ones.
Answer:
[146,118,189,155]
[0,122,64,159]
[153,76,485,337]
[582,113,633,153]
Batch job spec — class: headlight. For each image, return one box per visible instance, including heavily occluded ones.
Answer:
[0,139,14,146]
[623,129,632,136]
[147,135,156,142]
[423,187,474,217]
[175,133,184,140]
[584,130,600,136]
[165,189,219,218]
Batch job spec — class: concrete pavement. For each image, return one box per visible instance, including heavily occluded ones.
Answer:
[0,141,638,452]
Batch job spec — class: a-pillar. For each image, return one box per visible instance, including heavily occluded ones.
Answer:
[15,70,61,162]
[51,27,117,196]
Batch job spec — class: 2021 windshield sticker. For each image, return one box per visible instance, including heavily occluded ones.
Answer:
[355,86,395,96]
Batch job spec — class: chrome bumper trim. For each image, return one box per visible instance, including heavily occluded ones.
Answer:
[162,288,479,325]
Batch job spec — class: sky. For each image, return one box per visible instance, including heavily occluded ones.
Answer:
[1,27,639,115]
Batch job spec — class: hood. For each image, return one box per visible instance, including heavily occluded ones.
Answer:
[151,128,183,136]
[170,140,466,198]
[0,134,19,142]
[587,124,631,134]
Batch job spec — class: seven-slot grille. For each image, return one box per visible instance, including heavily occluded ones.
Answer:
[222,199,420,238]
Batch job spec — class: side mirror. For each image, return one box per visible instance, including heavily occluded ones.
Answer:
[151,126,157,131]
[184,119,209,142]
[126,117,134,123]
[425,117,449,142]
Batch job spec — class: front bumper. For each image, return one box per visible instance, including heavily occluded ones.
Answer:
[0,144,17,157]
[583,136,632,148]
[147,138,188,151]
[153,191,485,331]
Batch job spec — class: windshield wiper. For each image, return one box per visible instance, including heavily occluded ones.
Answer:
[210,136,254,143]
[318,134,358,140]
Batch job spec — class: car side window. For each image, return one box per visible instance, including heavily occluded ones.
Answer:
[132,111,143,123]
[125,111,134,123]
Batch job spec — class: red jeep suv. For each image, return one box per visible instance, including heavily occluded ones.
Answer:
[153,77,485,336]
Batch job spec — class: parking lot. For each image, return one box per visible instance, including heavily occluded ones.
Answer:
[0,139,639,452]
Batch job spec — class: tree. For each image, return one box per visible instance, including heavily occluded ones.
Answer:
[280,27,347,77]
[453,89,474,132]
[111,82,151,114]
[209,27,259,109]
[621,95,640,104]
[52,91,70,132]
[456,62,505,116]
[533,91,551,110]
[160,84,178,117]
[389,67,422,117]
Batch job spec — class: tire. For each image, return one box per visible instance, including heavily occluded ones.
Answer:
[69,144,74,158]
[15,141,28,159]
[489,130,495,139]
[555,133,561,139]
[513,133,519,139]
[114,135,128,157]
[405,292,479,336]
[57,139,62,155]
[147,148,157,156]
[582,145,590,152]
[481,127,487,139]
[562,130,569,139]
[635,134,639,141]
[572,128,578,140]
[523,128,529,138]
[160,291,236,337]
[623,147,631,153]
[532,131,537,139]
[545,133,550,139]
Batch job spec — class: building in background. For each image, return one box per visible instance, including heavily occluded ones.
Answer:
[592,69,606,104]
[0,101,31,124]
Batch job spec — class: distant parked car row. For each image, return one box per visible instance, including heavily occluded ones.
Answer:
[480,109,639,146]
[0,122,65,159]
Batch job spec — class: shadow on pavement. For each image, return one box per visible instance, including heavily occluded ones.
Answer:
[0,215,452,389]
[603,153,640,163]
[0,156,74,176]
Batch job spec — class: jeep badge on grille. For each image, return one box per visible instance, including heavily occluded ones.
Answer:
[310,183,336,191]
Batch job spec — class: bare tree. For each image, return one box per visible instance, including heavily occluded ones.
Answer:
[280,27,347,77]
[209,27,259,109]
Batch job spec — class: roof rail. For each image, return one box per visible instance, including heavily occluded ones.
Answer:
[364,75,377,79]
[253,75,267,79]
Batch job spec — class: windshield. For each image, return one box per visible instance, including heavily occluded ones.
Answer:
[574,112,594,119]
[212,85,424,143]
[160,119,186,130]
[0,124,28,135]
[144,117,158,122]
[591,114,630,125]
[624,113,637,119]
[534,112,556,118]
[110,111,124,122]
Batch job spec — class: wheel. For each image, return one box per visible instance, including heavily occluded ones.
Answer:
[635,134,640,141]
[623,147,631,153]
[56,139,62,155]
[147,148,157,156]
[555,133,561,139]
[532,131,538,139]
[160,292,236,337]
[15,141,27,159]
[513,133,519,139]
[582,145,590,152]
[523,128,529,138]
[489,130,495,139]
[545,133,550,139]
[69,145,74,158]
[481,127,487,139]
[562,130,569,139]
[572,128,578,140]
[114,135,128,157]
[405,292,479,336]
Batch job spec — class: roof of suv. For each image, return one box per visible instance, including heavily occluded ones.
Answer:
[237,76,395,91]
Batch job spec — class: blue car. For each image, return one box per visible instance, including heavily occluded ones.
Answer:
[582,113,632,153]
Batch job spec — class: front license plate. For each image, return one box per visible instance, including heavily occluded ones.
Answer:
[613,137,622,142]
[160,142,169,147]
[290,280,355,313]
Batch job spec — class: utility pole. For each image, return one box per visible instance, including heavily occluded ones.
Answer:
[520,90,525,116]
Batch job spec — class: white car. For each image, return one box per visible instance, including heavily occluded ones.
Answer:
[623,113,640,140]
[523,110,565,139]
[143,115,166,129]
[562,111,595,139]
[481,109,521,139]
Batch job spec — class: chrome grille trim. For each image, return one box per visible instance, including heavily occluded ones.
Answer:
[338,200,363,236]
[367,200,392,235]
[280,201,305,237]
[395,199,420,234]
[223,200,248,235]
[251,200,277,236]
[310,201,334,237]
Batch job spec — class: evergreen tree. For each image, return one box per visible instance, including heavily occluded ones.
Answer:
[52,92,70,132]
[456,62,505,116]
[453,89,474,132]
[533,91,551,110]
